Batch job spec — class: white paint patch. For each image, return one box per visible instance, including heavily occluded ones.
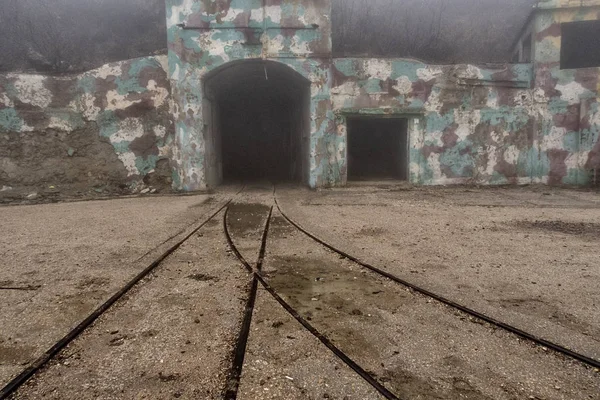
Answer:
[416,67,442,82]
[250,7,263,22]
[12,75,52,108]
[428,131,444,147]
[504,145,520,165]
[427,153,444,182]
[153,125,167,138]
[564,152,586,170]
[481,146,497,177]
[72,93,101,121]
[487,93,499,109]
[147,80,169,107]
[168,0,196,26]
[290,37,311,55]
[365,59,392,81]
[117,152,139,177]
[265,5,282,24]
[171,63,182,82]
[393,76,413,95]
[106,90,142,111]
[542,126,566,150]
[453,110,481,140]
[92,64,123,80]
[491,130,509,143]
[456,65,484,80]
[424,88,442,113]
[20,123,35,132]
[0,92,14,107]
[156,55,169,74]
[110,118,145,143]
[218,8,245,22]
[48,117,73,132]
[266,34,286,55]
[556,81,587,105]
[331,82,360,109]
[589,107,600,127]
[533,88,546,104]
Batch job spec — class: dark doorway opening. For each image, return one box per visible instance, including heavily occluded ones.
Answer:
[204,60,310,185]
[347,117,409,180]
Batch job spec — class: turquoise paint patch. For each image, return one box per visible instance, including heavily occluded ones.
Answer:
[390,61,423,81]
[426,112,454,133]
[333,59,356,77]
[563,168,589,185]
[548,97,569,115]
[0,108,23,132]
[490,171,509,184]
[135,155,160,176]
[77,75,97,93]
[562,130,580,152]
[111,141,131,154]
[439,141,475,177]
[115,59,151,95]
[96,111,120,138]
[361,79,385,94]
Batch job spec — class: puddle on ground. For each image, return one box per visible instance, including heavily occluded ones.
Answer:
[227,203,271,237]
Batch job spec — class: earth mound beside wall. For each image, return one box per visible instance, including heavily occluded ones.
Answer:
[0,56,174,204]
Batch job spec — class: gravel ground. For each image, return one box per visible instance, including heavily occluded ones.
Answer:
[262,210,600,399]
[238,288,383,400]
[275,185,600,361]
[11,212,248,399]
[2,183,599,399]
[0,188,239,387]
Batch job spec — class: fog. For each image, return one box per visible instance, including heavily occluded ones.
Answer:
[0,0,536,73]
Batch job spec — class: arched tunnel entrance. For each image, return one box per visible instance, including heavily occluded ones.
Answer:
[203,60,311,186]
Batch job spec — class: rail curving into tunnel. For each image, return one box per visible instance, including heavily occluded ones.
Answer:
[203,60,311,187]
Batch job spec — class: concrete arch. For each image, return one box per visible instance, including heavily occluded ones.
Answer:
[201,59,313,187]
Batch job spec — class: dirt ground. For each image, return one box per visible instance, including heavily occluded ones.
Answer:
[0,187,239,388]
[276,184,600,361]
[1,183,599,399]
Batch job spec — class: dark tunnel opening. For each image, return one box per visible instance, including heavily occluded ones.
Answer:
[347,118,409,181]
[204,61,311,186]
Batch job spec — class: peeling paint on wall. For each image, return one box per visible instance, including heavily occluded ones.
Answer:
[0,56,174,192]
[1,0,599,192]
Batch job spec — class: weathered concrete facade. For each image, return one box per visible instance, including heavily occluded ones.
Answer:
[0,56,174,193]
[165,0,600,188]
[1,0,599,192]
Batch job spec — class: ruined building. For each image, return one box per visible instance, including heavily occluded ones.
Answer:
[1,0,599,193]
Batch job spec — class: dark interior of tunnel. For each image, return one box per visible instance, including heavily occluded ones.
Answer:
[347,118,409,180]
[207,61,310,184]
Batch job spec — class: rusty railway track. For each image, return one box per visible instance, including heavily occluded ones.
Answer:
[223,203,401,400]
[273,190,600,371]
[0,193,240,400]
[3,184,598,400]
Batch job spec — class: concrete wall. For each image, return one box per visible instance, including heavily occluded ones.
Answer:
[533,1,600,184]
[165,0,336,189]
[331,60,535,185]
[1,0,598,194]
[0,56,174,195]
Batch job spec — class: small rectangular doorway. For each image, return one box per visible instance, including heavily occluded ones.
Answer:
[347,117,409,181]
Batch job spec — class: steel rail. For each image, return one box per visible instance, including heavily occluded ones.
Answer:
[223,204,401,400]
[223,205,272,400]
[273,194,600,370]
[0,197,237,400]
